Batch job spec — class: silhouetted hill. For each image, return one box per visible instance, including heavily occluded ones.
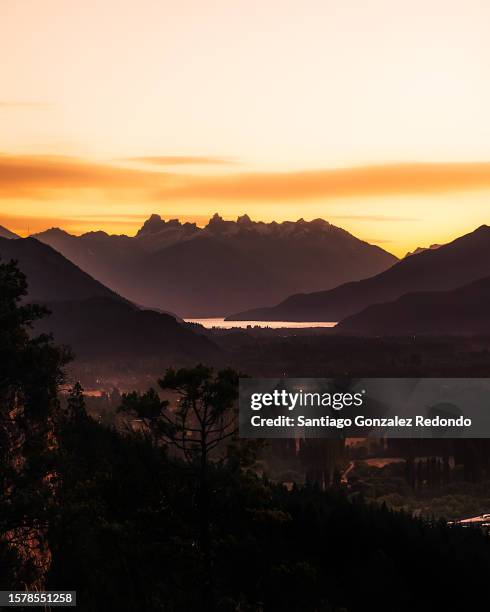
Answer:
[29,227,148,302]
[0,225,19,239]
[33,214,397,316]
[0,237,219,365]
[336,276,490,336]
[227,225,490,321]
[35,297,219,363]
[0,237,126,303]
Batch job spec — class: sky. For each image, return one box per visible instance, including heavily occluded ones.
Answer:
[2,0,490,255]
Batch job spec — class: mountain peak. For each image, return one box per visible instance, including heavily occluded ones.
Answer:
[405,244,442,258]
[310,218,330,227]
[206,213,230,232]
[237,214,252,225]
[209,212,224,223]
[34,227,73,238]
[136,214,167,237]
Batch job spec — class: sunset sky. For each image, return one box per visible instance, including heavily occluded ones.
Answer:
[2,0,490,256]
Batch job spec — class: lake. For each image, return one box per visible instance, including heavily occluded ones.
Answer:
[184,318,337,329]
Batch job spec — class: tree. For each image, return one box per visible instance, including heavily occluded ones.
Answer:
[0,258,69,588]
[66,382,87,422]
[119,364,240,610]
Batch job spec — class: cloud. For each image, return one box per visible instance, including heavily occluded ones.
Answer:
[2,155,490,203]
[160,162,490,201]
[124,156,236,166]
[0,154,167,198]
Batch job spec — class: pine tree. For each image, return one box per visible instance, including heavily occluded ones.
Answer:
[66,382,87,422]
[0,258,69,588]
[119,364,240,611]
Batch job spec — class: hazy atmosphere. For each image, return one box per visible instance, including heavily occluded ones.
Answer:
[4,2,490,610]
[2,0,490,255]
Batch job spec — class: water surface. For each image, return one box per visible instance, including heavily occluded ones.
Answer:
[185,318,337,329]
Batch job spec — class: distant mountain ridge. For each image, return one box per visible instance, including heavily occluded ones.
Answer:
[0,237,126,303]
[227,225,490,321]
[0,224,19,239]
[0,237,218,366]
[404,243,442,258]
[33,214,397,317]
[34,297,218,364]
[336,275,490,336]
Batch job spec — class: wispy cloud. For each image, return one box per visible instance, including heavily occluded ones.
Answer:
[2,155,490,202]
[0,154,161,198]
[161,163,490,201]
[124,156,237,166]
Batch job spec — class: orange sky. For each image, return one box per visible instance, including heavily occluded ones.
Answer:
[2,0,490,256]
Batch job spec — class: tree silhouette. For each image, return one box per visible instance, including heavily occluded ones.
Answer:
[0,258,69,588]
[66,382,87,422]
[119,364,239,610]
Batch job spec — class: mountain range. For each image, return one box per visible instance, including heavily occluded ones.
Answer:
[0,237,125,303]
[227,225,490,322]
[4,218,490,338]
[0,237,218,366]
[32,214,397,317]
[336,275,490,336]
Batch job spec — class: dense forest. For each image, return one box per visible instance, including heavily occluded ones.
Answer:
[2,258,490,611]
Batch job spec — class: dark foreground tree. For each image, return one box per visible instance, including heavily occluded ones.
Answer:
[47,410,490,612]
[65,381,88,422]
[0,258,69,588]
[119,365,239,610]
[5,256,490,611]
